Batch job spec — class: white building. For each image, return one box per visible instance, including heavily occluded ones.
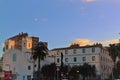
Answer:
[48,44,114,80]
[2,33,50,80]
[2,32,114,80]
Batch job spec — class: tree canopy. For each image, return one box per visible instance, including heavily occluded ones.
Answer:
[109,43,120,62]
[32,42,48,80]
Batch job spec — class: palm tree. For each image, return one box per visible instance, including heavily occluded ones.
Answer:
[32,42,48,80]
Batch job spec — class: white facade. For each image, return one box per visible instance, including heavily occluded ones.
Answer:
[48,44,114,80]
[3,49,33,80]
[2,33,50,80]
[2,33,114,80]
[3,36,35,80]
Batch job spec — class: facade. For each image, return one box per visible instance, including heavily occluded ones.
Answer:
[0,57,4,79]
[0,57,3,72]
[2,32,50,80]
[2,32,114,80]
[48,44,114,80]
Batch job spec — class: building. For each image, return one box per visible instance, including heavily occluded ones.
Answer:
[2,32,114,80]
[0,57,4,79]
[2,32,50,80]
[0,57,3,71]
[49,44,114,80]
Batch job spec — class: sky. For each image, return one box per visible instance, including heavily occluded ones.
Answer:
[0,0,120,56]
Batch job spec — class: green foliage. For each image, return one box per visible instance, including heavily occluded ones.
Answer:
[69,66,80,78]
[41,63,96,80]
[109,43,120,79]
[68,63,96,80]
[32,42,48,80]
[61,65,70,75]
[32,42,48,61]
[113,61,120,79]
[109,43,120,62]
[41,63,56,79]
[80,63,96,80]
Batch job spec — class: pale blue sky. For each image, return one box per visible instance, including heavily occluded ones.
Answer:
[0,0,120,56]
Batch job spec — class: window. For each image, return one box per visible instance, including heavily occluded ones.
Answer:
[28,66,31,70]
[92,56,95,61]
[24,43,26,47]
[82,48,85,53]
[73,49,76,54]
[6,44,8,50]
[34,64,36,67]
[82,57,86,61]
[23,76,25,80]
[3,47,5,52]
[92,47,95,52]
[13,54,16,62]
[57,58,60,63]
[73,57,77,62]
[65,58,68,62]
[27,75,31,80]
[65,50,68,54]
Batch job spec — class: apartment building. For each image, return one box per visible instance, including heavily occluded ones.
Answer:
[49,44,114,80]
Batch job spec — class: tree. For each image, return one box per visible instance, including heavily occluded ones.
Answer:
[108,43,120,79]
[109,44,119,62]
[80,63,89,80]
[41,63,57,80]
[69,66,80,80]
[60,65,70,79]
[32,42,48,80]
[113,61,120,79]
[80,63,96,80]
[91,65,96,78]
